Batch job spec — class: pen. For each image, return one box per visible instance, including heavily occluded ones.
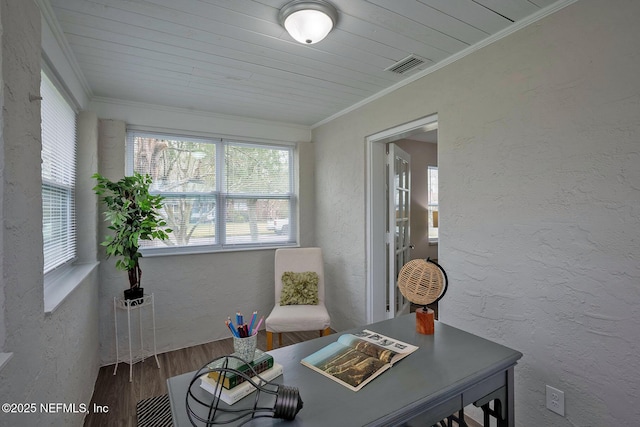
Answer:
[226,319,239,338]
[249,311,258,335]
[228,317,239,338]
[237,311,243,326]
[253,316,264,335]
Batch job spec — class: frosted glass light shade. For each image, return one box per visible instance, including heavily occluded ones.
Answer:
[279,1,338,45]
[284,10,333,44]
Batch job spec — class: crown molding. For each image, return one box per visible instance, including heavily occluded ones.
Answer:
[35,0,93,100]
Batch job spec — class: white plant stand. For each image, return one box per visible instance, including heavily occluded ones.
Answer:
[113,293,160,382]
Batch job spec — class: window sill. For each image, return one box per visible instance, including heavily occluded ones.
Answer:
[140,243,298,257]
[44,261,99,314]
[0,353,13,372]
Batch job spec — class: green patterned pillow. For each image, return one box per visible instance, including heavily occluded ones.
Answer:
[280,271,319,305]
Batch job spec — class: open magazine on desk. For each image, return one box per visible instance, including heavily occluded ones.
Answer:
[301,329,418,391]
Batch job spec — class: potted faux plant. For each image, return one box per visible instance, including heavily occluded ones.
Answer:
[93,172,172,303]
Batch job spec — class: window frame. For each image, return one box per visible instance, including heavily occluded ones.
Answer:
[126,130,298,256]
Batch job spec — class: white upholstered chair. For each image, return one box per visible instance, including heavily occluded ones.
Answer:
[265,247,331,350]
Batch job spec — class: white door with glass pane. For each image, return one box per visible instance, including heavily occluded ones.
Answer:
[428,166,439,244]
[387,144,412,318]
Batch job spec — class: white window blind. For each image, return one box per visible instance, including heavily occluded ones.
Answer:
[224,141,294,247]
[41,72,77,274]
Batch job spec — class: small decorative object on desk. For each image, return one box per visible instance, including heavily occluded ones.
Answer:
[207,349,274,389]
[186,354,303,425]
[224,310,264,362]
[200,361,284,405]
[233,334,257,363]
[397,258,448,335]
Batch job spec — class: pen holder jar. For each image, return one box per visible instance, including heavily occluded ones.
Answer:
[233,334,257,362]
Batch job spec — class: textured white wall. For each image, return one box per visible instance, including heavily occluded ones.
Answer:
[76,111,99,262]
[314,118,368,329]
[0,1,47,415]
[90,98,311,144]
[0,2,100,426]
[0,0,5,353]
[313,0,640,425]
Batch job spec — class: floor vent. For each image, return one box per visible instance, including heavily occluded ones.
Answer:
[385,55,428,75]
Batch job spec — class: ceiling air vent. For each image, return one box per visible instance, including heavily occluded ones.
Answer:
[385,55,427,75]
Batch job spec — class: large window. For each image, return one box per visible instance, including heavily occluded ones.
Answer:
[428,166,438,243]
[41,71,77,274]
[127,131,296,254]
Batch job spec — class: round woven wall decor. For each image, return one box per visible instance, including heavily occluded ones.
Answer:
[397,258,448,306]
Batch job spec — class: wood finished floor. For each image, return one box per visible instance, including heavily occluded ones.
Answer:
[84,328,482,427]
[83,330,322,427]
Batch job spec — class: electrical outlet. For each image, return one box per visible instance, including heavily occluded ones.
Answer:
[546,385,565,416]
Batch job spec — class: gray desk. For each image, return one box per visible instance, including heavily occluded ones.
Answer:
[167,314,522,426]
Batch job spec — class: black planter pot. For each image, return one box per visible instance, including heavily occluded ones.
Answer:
[123,287,144,306]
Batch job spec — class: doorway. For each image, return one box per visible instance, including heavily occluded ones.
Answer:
[365,114,438,324]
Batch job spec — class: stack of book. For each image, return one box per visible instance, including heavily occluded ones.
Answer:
[200,349,283,405]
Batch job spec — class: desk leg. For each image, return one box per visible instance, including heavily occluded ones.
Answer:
[505,366,515,427]
[476,366,515,427]
[483,367,515,427]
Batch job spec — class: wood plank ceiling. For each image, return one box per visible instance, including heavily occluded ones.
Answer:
[48,0,563,126]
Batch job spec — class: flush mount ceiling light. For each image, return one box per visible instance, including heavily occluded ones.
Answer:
[278,0,338,45]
